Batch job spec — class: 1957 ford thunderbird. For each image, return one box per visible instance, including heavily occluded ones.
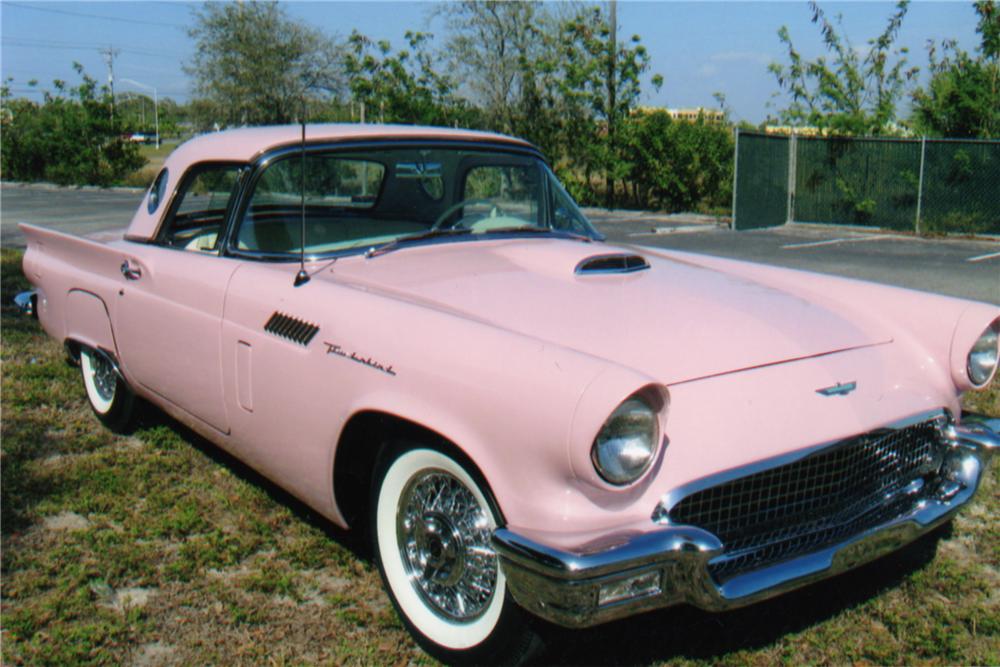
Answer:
[16,124,1000,664]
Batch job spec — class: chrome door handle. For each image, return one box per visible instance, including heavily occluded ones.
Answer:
[120,260,142,280]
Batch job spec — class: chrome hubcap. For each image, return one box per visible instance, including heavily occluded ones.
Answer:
[91,354,116,402]
[397,470,497,621]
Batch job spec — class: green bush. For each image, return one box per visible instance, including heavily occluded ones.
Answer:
[1,65,145,187]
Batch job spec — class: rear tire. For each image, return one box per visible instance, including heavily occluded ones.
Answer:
[371,444,541,665]
[80,347,136,433]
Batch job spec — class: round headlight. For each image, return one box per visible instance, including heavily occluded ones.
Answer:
[968,321,999,386]
[591,396,660,485]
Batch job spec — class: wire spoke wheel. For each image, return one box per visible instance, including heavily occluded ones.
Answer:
[79,347,136,432]
[373,446,541,663]
[397,470,498,621]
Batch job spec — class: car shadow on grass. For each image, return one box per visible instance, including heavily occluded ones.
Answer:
[532,525,949,665]
[131,406,374,563]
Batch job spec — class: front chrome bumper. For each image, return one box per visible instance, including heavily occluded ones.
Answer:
[493,418,998,628]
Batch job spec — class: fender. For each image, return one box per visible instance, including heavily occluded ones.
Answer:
[65,289,118,356]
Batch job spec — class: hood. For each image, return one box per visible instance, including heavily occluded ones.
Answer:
[325,238,891,384]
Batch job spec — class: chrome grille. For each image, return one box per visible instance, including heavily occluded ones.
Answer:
[667,415,948,581]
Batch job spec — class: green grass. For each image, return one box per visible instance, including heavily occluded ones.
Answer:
[2,246,998,665]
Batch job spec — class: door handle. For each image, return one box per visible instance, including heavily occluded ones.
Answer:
[120,260,142,280]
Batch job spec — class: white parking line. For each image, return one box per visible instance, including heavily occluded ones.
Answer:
[628,225,715,237]
[781,234,901,249]
[966,250,1000,263]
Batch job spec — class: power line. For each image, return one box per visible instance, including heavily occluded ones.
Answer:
[3,37,180,59]
[4,2,187,29]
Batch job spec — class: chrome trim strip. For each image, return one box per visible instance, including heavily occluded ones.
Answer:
[493,412,995,629]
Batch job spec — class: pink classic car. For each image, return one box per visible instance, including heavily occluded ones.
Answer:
[16,124,1000,664]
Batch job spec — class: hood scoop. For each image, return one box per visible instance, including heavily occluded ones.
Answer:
[575,253,650,275]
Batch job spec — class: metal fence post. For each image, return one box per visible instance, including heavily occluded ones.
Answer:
[731,127,740,230]
[786,132,797,224]
[915,136,926,234]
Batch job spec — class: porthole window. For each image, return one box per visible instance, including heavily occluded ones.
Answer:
[148,168,169,214]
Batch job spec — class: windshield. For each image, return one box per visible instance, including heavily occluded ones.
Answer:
[233,145,599,257]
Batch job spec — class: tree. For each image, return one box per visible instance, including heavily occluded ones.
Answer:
[912,1,999,138]
[185,0,344,127]
[343,30,472,126]
[621,110,733,212]
[769,1,918,135]
[556,6,662,205]
[1,65,145,186]
[438,1,548,134]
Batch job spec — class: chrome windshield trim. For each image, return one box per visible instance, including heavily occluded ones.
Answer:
[653,408,950,521]
[222,139,601,260]
[227,229,598,264]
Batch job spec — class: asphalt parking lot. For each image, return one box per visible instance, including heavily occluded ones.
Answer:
[2,183,997,304]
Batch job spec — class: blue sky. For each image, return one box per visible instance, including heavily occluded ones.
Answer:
[0,1,983,124]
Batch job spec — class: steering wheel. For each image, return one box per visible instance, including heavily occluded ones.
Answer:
[431,198,505,230]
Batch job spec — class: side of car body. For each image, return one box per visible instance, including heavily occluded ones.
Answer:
[17,123,1000,663]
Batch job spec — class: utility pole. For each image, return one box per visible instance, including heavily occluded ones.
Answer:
[100,46,120,125]
[605,0,617,209]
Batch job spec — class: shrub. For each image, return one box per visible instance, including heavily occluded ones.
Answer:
[1,65,145,187]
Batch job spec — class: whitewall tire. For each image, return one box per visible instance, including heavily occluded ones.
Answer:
[372,445,540,664]
[80,347,136,432]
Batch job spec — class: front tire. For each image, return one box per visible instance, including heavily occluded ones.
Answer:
[80,347,136,433]
[372,445,540,665]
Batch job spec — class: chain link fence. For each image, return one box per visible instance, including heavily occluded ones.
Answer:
[732,131,1000,235]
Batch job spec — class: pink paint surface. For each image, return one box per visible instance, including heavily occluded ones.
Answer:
[17,124,1000,545]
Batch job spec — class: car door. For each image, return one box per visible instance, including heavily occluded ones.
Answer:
[114,163,245,434]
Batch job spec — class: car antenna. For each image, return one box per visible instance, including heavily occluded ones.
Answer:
[294,99,310,287]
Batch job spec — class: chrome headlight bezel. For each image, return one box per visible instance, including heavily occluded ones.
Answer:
[591,393,661,486]
[967,321,999,387]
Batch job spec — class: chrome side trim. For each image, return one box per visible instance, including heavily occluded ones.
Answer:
[493,412,995,629]
[14,290,37,318]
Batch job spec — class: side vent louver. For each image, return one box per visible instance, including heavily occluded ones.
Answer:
[264,312,319,346]
[575,253,650,275]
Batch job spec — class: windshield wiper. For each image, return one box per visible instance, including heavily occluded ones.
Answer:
[480,226,595,242]
[365,228,473,259]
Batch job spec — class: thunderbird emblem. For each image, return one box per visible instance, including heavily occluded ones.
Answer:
[816,381,857,397]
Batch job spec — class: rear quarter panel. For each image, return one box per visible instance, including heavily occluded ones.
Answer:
[20,224,127,355]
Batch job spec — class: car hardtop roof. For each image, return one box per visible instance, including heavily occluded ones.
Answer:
[167,123,538,165]
[125,123,540,243]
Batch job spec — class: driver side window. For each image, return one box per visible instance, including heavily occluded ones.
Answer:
[463,165,540,225]
[158,164,243,253]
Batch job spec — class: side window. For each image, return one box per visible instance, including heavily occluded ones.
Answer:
[147,168,169,214]
[548,174,592,235]
[159,164,242,253]
[236,155,386,254]
[463,164,541,226]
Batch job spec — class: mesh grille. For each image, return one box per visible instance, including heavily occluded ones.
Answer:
[667,415,948,581]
